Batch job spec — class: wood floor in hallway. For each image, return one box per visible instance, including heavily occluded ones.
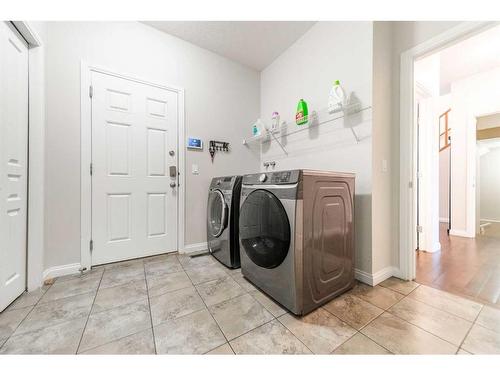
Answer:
[416,223,500,308]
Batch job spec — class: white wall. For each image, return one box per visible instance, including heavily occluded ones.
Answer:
[439,147,450,221]
[450,66,500,237]
[260,22,374,274]
[43,22,260,269]
[480,147,500,221]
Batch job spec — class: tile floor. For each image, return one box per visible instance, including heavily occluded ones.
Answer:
[1,253,499,355]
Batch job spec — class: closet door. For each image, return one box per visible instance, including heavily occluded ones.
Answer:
[0,22,29,312]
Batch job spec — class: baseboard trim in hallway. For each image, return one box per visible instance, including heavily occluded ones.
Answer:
[181,242,208,254]
[355,266,398,286]
[43,263,82,281]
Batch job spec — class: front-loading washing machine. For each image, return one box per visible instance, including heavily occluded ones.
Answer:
[239,169,355,315]
[207,175,242,268]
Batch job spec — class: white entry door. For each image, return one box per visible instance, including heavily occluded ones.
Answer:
[91,71,179,265]
[0,22,29,311]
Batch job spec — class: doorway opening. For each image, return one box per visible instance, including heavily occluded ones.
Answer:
[412,24,500,307]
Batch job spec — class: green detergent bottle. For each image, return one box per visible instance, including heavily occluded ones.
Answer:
[296,99,309,125]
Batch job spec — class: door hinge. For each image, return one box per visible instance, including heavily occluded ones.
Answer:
[89,239,94,252]
[89,85,93,98]
[417,225,423,233]
[90,163,93,176]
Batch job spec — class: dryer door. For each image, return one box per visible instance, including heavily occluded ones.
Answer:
[208,190,227,237]
[239,189,290,269]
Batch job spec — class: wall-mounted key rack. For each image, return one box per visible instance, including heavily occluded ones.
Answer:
[209,140,229,162]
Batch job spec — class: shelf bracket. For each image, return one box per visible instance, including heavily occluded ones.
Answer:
[269,130,288,155]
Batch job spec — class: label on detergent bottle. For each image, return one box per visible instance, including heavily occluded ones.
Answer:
[296,99,308,125]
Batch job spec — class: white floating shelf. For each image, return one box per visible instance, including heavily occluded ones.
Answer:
[243,103,372,148]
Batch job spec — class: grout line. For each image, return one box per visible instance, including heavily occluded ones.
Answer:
[75,266,105,354]
[177,254,231,347]
[143,262,157,354]
[273,317,315,354]
[1,282,55,349]
[456,304,484,354]
[78,327,153,354]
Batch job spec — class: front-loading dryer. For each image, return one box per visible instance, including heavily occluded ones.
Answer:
[207,175,242,268]
[239,169,355,315]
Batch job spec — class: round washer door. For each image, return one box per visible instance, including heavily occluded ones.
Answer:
[239,189,290,269]
[208,190,227,237]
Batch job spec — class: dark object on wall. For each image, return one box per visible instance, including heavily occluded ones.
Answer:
[209,140,229,162]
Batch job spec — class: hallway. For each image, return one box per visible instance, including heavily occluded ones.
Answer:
[416,223,500,308]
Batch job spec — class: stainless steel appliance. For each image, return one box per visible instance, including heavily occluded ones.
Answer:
[207,175,242,268]
[239,169,355,315]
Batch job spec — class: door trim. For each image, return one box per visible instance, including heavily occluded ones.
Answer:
[398,21,496,280]
[80,62,185,270]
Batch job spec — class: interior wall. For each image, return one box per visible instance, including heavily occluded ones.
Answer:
[389,21,462,269]
[480,147,500,221]
[439,147,450,221]
[260,22,374,274]
[43,21,260,269]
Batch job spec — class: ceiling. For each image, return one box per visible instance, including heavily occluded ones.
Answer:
[142,21,316,71]
[416,24,500,95]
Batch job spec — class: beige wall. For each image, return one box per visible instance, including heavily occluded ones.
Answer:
[43,22,260,269]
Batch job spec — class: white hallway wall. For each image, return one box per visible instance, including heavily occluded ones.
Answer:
[44,22,260,269]
[480,147,500,221]
[260,22,374,274]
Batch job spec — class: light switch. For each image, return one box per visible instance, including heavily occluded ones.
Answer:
[191,164,199,175]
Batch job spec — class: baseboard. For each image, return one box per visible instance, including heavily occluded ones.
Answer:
[354,266,397,286]
[449,229,474,238]
[180,242,208,254]
[439,217,449,223]
[481,218,500,223]
[43,263,82,281]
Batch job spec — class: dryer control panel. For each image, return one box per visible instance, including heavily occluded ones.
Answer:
[242,170,300,185]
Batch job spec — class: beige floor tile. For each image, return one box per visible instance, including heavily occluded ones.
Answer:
[476,305,500,333]
[79,299,151,352]
[5,288,48,311]
[40,275,101,303]
[250,290,287,318]
[144,257,183,279]
[278,308,356,354]
[230,320,311,354]
[0,338,6,348]
[324,293,383,329]
[462,324,500,354]
[0,318,87,354]
[379,277,419,295]
[206,343,234,354]
[80,329,155,354]
[195,276,245,306]
[408,285,482,322]
[177,254,216,269]
[232,273,258,292]
[103,258,144,271]
[147,271,192,298]
[388,297,472,346]
[54,268,103,284]
[100,265,145,289]
[154,309,226,354]
[143,253,177,265]
[92,279,148,313]
[351,283,405,310]
[0,306,32,340]
[149,286,205,325]
[332,332,391,354]
[457,349,471,355]
[209,294,273,340]
[185,264,227,285]
[16,292,94,335]
[361,312,457,354]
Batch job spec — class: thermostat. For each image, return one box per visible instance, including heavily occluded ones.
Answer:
[187,137,203,150]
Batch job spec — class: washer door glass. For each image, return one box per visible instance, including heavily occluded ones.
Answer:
[208,190,227,237]
[239,189,290,269]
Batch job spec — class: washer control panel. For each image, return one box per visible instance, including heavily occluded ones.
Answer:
[242,170,300,185]
[270,171,292,184]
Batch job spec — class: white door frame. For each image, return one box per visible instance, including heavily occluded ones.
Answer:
[398,21,497,280]
[9,21,45,291]
[80,62,185,270]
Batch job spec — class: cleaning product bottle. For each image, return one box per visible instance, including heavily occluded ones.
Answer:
[328,80,346,114]
[271,112,280,131]
[296,99,309,125]
[252,119,263,137]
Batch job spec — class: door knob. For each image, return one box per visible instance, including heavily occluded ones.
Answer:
[170,182,177,188]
